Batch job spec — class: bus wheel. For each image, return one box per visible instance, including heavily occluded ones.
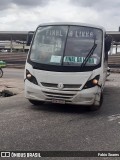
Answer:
[0,68,3,78]
[89,93,103,111]
[28,99,44,105]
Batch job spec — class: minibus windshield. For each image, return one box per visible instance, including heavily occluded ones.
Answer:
[30,25,103,67]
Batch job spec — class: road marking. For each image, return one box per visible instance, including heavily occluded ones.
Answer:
[108,114,120,121]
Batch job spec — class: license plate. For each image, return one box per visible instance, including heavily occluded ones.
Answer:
[52,99,65,104]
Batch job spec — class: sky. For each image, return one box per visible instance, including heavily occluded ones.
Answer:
[0,0,120,31]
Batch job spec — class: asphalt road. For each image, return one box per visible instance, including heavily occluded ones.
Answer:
[2,68,24,79]
[0,69,120,159]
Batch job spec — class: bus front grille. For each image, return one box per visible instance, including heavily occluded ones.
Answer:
[41,82,81,91]
[42,90,76,100]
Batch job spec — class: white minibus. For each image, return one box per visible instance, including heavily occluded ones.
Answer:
[24,22,112,110]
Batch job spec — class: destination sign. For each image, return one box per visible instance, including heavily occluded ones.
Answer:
[45,29,94,38]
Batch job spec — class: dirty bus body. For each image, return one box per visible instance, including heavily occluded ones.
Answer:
[24,22,112,111]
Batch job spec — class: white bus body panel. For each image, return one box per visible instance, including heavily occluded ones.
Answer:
[25,63,105,106]
[25,22,107,106]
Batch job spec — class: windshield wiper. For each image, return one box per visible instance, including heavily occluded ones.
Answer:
[81,43,97,68]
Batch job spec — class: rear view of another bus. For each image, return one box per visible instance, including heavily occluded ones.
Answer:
[24,22,112,111]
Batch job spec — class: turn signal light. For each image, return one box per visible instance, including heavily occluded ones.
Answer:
[83,75,100,89]
[92,79,98,85]
[26,69,38,85]
[26,73,32,79]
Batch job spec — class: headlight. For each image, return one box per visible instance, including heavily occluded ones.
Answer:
[26,69,38,85]
[83,75,100,89]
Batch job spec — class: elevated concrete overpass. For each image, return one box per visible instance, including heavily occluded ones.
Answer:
[0,31,27,41]
[0,31,120,41]
[106,31,120,54]
[106,31,120,42]
[0,31,28,52]
[0,30,120,53]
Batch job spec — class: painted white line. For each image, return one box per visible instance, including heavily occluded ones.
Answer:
[108,114,120,121]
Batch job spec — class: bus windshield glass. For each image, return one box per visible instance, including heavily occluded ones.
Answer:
[30,25,103,67]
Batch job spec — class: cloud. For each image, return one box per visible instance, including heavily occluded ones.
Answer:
[0,0,120,31]
[0,0,12,10]
[0,0,50,10]
[70,0,120,31]
[70,0,120,10]
[70,0,97,8]
[12,0,49,7]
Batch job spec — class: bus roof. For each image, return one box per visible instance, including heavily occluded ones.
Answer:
[37,22,105,31]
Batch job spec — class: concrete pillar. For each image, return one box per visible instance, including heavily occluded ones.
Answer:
[110,43,113,55]
[10,36,13,52]
[23,42,25,52]
[116,45,117,54]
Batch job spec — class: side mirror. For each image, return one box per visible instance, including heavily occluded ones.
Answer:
[26,31,34,46]
[105,35,112,52]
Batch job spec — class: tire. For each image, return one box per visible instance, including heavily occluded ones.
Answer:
[89,93,103,111]
[0,68,3,78]
[28,99,44,105]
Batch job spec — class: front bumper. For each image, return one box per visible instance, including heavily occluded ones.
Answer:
[25,80,100,106]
